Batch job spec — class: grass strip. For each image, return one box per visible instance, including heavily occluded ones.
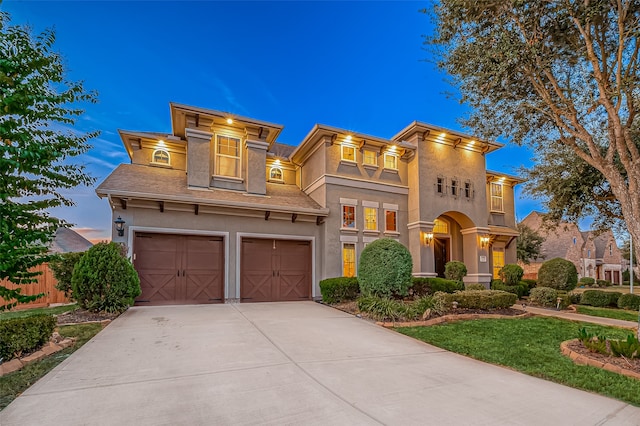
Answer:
[575,305,640,323]
[396,316,640,406]
[0,304,77,320]
[0,322,102,411]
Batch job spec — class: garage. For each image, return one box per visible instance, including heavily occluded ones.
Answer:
[240,238,311,302]
[133,232,224,305]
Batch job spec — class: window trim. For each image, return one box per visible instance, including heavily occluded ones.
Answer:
[384,209,398,233]
[151,148,171,166]
[363,149,378,167]
[269,166,283,182]
[363,206,378,232]
[490,182,504,213]
[383,152,398,170]
[215,134,242,178]
[341,144,357,163]
[464,180,472,199]
[342,243,357,277]
[451,178,458,198]
[341,204,357,230]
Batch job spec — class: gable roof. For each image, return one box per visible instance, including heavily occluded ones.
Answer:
[50,228,93,254]
[520,211,578,260]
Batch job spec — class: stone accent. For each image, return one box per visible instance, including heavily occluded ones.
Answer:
[376,311,532,328]
[560,339,640,380]
[0,337,76,377]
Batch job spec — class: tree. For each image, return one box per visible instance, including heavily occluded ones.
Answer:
[0,12,98,310]
[516,223,544,264]
[428,1,640,262]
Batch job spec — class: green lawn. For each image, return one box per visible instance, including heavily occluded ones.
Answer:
[396,317,640,406]
[0,322,102,411]
[0,304,77,320]
[575,305,640,322]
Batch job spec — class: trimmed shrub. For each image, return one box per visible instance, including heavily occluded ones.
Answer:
[465,283,486,291]
[491,280,527,298]
[568,291,582,305]
[0,314,56,361]
[521,279,537,290]
[596,279,612,287]
[580,290,614,307]
[433,290,517,311]
[608,292,623,306]
[499,264,524,286]
[71,242,141,313]
[444,261,467,282]
[49,251,85,298]
[518,281,532,297]
[579,277,595,286]
[537,258,578,291]
[623,269,630,281]
[529,287,558,308]
[618,293,640,311]
[358,239,413,298]
[557,291,572,309]
[319,277,359,304]
[409,277,464,297]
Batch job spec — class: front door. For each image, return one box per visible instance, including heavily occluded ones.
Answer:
[434,238,449,278]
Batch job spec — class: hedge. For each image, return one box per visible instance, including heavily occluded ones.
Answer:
[579,277,595,285]
[319,277,359,304]
[358,239,413,298]
[580,290,620,307]
[433,290,517,311]
[0,314,56,361]
[409,277,464,297]
[529,287,558,308]
[491,279,528,298]
[618,293,640,311]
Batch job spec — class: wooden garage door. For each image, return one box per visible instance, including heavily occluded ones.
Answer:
[134,233,224,305]
[241,238,311,302]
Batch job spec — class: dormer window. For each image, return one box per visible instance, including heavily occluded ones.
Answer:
[152,149,170,165]
[216,135,241,178]
[269,167,283,182]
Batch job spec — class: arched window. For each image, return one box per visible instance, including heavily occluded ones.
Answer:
[152,149,170,165]
[269,167,283,182]
[433,219,449,234]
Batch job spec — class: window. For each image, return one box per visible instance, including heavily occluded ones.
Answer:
[342,205,356,229]
[269,167,283,182]
[364,207,377,231]
[341,145,356,162]
[573,237,577,245]
[363,150,377,166]
[464,181,472,198]
[451,179,458,197]
[385,210,397,232]
[384,153,398,170]
[609,244,613,255]
[588,249,591,258]
[490,182,504,212]
[437,176,445,194]
[152,149,170,165]
[216,135,241,177]
[342,244,356,277]
[433,218,448,234]
[492,249,505,279]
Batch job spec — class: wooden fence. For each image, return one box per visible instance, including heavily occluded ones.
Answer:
[1,263,72,310]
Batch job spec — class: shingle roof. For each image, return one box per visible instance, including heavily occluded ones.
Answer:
[268,143,296,159]
[96,164,328,215]
[50,228,93,254]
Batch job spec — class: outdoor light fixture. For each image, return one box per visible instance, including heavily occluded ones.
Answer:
[424,232,434,246]
[114,216,125,237]
[480,235,490,249]
[226,118,233,125]
[345,135,352,142]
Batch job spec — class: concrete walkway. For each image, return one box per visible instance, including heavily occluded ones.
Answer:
[2,302,640,425]
[516,305,639,330]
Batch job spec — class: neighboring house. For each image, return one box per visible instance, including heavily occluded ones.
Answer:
[519,211,623,283]
[49,228,94,254]
[96,103,522,305]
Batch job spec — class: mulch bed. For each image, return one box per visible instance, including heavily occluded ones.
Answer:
[56,309,120,325]
[566,339,640,376]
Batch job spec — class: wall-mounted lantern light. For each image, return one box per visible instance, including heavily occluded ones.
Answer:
[424,232,434,246]
[480,235,490,249]
[114,216,125,237]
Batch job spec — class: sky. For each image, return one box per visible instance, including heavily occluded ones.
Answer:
[3,0,544,242]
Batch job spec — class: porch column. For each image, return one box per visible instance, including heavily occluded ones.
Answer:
[408,221,437,277]
[461,226,492,287]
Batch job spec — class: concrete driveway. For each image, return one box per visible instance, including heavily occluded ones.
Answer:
[2,302,639,425]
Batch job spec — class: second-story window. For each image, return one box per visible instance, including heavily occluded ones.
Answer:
[490,182,504,212]
[341,145,356,162]
[573,237,577,245]
[451,179,458,197]
[216,135,241,178]
[363,150,377,166]
[385,210,397,232]
[342,205,356,229]
[269,167,283,182]
[152,149,170,165]
[437,176,445,194]
[384,153,398,170]
[364,207,377,231]
[588,249,591,258]
[464,181,472,198]
[609,244,613,255]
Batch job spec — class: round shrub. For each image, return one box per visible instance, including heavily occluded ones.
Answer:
[529,287,558,308]
[71,242,141,313]
[358,238,413,298]
[579,277,595,286]
[499,264,524,286]
[618,293,640,311]
[444,261,467,282]
[580,290,613,307]
[537,258,578,291]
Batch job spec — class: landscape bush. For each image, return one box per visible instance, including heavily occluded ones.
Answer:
[608,292,623,306]
[49,251,85,298]
[357,296,411,321]
[409,277,464,297]
[319,277,359,304]
[596,279,612,287]
[528,287,558,308]
[618,293,640,311]
[465,283,486,291]
[537,258,578,291]
[491,279,527,298]
[444,261,467,282]
[579,277,595,286]
[623,269,630,281]
[499,264,524,286]
[433,290,517,311]
[358,239,413,298]
[521,278,537,290]
[0,314,56,361]
[567,291,582,305]
[580,290,616,307]
[71,242,141,313]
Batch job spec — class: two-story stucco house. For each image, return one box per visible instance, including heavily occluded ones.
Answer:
[519,211,623,283]
[96,103,522,305]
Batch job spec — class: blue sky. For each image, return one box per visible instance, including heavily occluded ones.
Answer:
[3,1,541,242]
